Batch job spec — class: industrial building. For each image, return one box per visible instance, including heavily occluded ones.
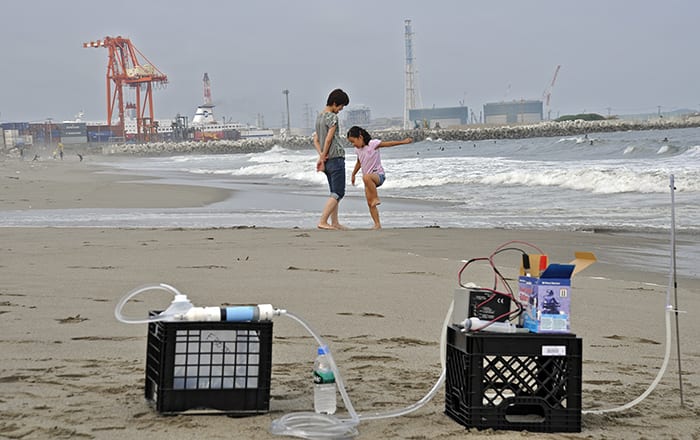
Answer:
[408,106,469,128]
[344,106,371,128]
[483,100,543,125]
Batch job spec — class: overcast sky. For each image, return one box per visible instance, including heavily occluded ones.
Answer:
[2,0,698,128]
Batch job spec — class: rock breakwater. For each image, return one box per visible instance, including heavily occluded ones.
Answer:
[102,116,700,156]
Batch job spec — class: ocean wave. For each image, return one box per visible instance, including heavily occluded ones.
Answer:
[480,167,700,194]
[682,145,700,157]
[656,145,682,155]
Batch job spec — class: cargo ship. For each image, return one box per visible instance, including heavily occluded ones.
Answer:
[121,73,274,141]
[186,72,273,141]
[189,102,273,140]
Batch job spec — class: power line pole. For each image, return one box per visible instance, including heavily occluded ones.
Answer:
[303,103,312,136]
[47,118,53,146]
[282,89,291,133]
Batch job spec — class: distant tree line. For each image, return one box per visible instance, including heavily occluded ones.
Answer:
[555,113,607,122]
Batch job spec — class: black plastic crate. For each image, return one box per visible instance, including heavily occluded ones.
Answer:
[445,325,581,433]
[145,313,273,415]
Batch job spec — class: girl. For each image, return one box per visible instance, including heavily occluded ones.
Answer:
[347,126,413,229]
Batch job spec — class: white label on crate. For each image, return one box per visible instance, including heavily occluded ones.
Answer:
[542,345,566,356]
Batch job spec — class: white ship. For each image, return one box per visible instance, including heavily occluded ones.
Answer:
[189,73,273,140]
[191,102,273,139]
[121,73,274,140]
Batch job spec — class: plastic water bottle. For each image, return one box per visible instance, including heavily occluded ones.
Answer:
[313,345,337,414]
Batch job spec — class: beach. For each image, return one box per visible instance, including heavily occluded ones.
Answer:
[1,157,699,440]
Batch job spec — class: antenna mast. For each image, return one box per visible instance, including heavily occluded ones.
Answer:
[403,19,416,130]
[203,73,212,106]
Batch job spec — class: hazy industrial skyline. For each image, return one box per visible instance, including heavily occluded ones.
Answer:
[2,0,698,128]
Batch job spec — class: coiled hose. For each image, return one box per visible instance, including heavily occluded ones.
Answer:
[270,301,453,438]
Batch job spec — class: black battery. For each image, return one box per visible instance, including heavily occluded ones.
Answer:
[468,289,511,322]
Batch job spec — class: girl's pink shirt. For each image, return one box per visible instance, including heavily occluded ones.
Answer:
[355,139,384,175]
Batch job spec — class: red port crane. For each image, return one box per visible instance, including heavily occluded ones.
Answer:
[83,36,168,142]
[543,65,561,121]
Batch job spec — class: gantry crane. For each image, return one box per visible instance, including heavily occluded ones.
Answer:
[83,36,168,142]
[543,65,561,121]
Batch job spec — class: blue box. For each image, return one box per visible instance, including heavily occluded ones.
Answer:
[518,264,575,333]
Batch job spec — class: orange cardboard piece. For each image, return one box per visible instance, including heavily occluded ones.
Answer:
[569,251,597,276]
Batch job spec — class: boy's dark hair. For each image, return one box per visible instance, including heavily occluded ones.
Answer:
[347,126,371,145]
[326,88,349,106]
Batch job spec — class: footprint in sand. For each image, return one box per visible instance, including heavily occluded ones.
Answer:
[604,334,660,345]
[56,314,89,324]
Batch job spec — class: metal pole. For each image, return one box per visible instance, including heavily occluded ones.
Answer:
[669,175,684,406]
[282,89,290,133]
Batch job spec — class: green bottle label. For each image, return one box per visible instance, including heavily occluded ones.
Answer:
[313,370,335,384]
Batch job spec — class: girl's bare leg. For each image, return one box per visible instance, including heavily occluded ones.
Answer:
[369,205,381,229]
[363,174,381,207]
[363,174,382,228]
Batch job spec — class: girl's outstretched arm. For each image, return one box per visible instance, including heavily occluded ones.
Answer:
[377,137,413,148]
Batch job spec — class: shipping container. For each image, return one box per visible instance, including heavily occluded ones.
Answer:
[4,129,19,148]
[1,122,30,133]
[60,122,87,136]
[31,130,61,142]
[88,130,114,142]
[194,130,224,141]
[61,135,88,145]
[7,135,32,146]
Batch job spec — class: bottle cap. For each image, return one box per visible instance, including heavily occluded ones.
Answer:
[317,345,328,355]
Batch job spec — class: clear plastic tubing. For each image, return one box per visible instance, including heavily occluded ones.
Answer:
[583,308,672,415]
[269,311,361,439]
[270,301,453,438]
[583,175,676,415]
[115,274,671,425]
[114,283,187,324]
[114,283,452,438]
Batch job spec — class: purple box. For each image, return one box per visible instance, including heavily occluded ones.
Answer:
[518,264,575,333]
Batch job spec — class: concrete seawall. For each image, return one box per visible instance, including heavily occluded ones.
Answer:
[102,117,700,156]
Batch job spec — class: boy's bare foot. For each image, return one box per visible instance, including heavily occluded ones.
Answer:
[331,223,349,230]
[317,223,334,230]
[371,224,382,230]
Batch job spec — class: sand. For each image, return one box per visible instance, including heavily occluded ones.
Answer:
[1,156,699,440]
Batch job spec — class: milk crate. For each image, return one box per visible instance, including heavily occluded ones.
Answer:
[145,313,273,415]
[445,325,582,432]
